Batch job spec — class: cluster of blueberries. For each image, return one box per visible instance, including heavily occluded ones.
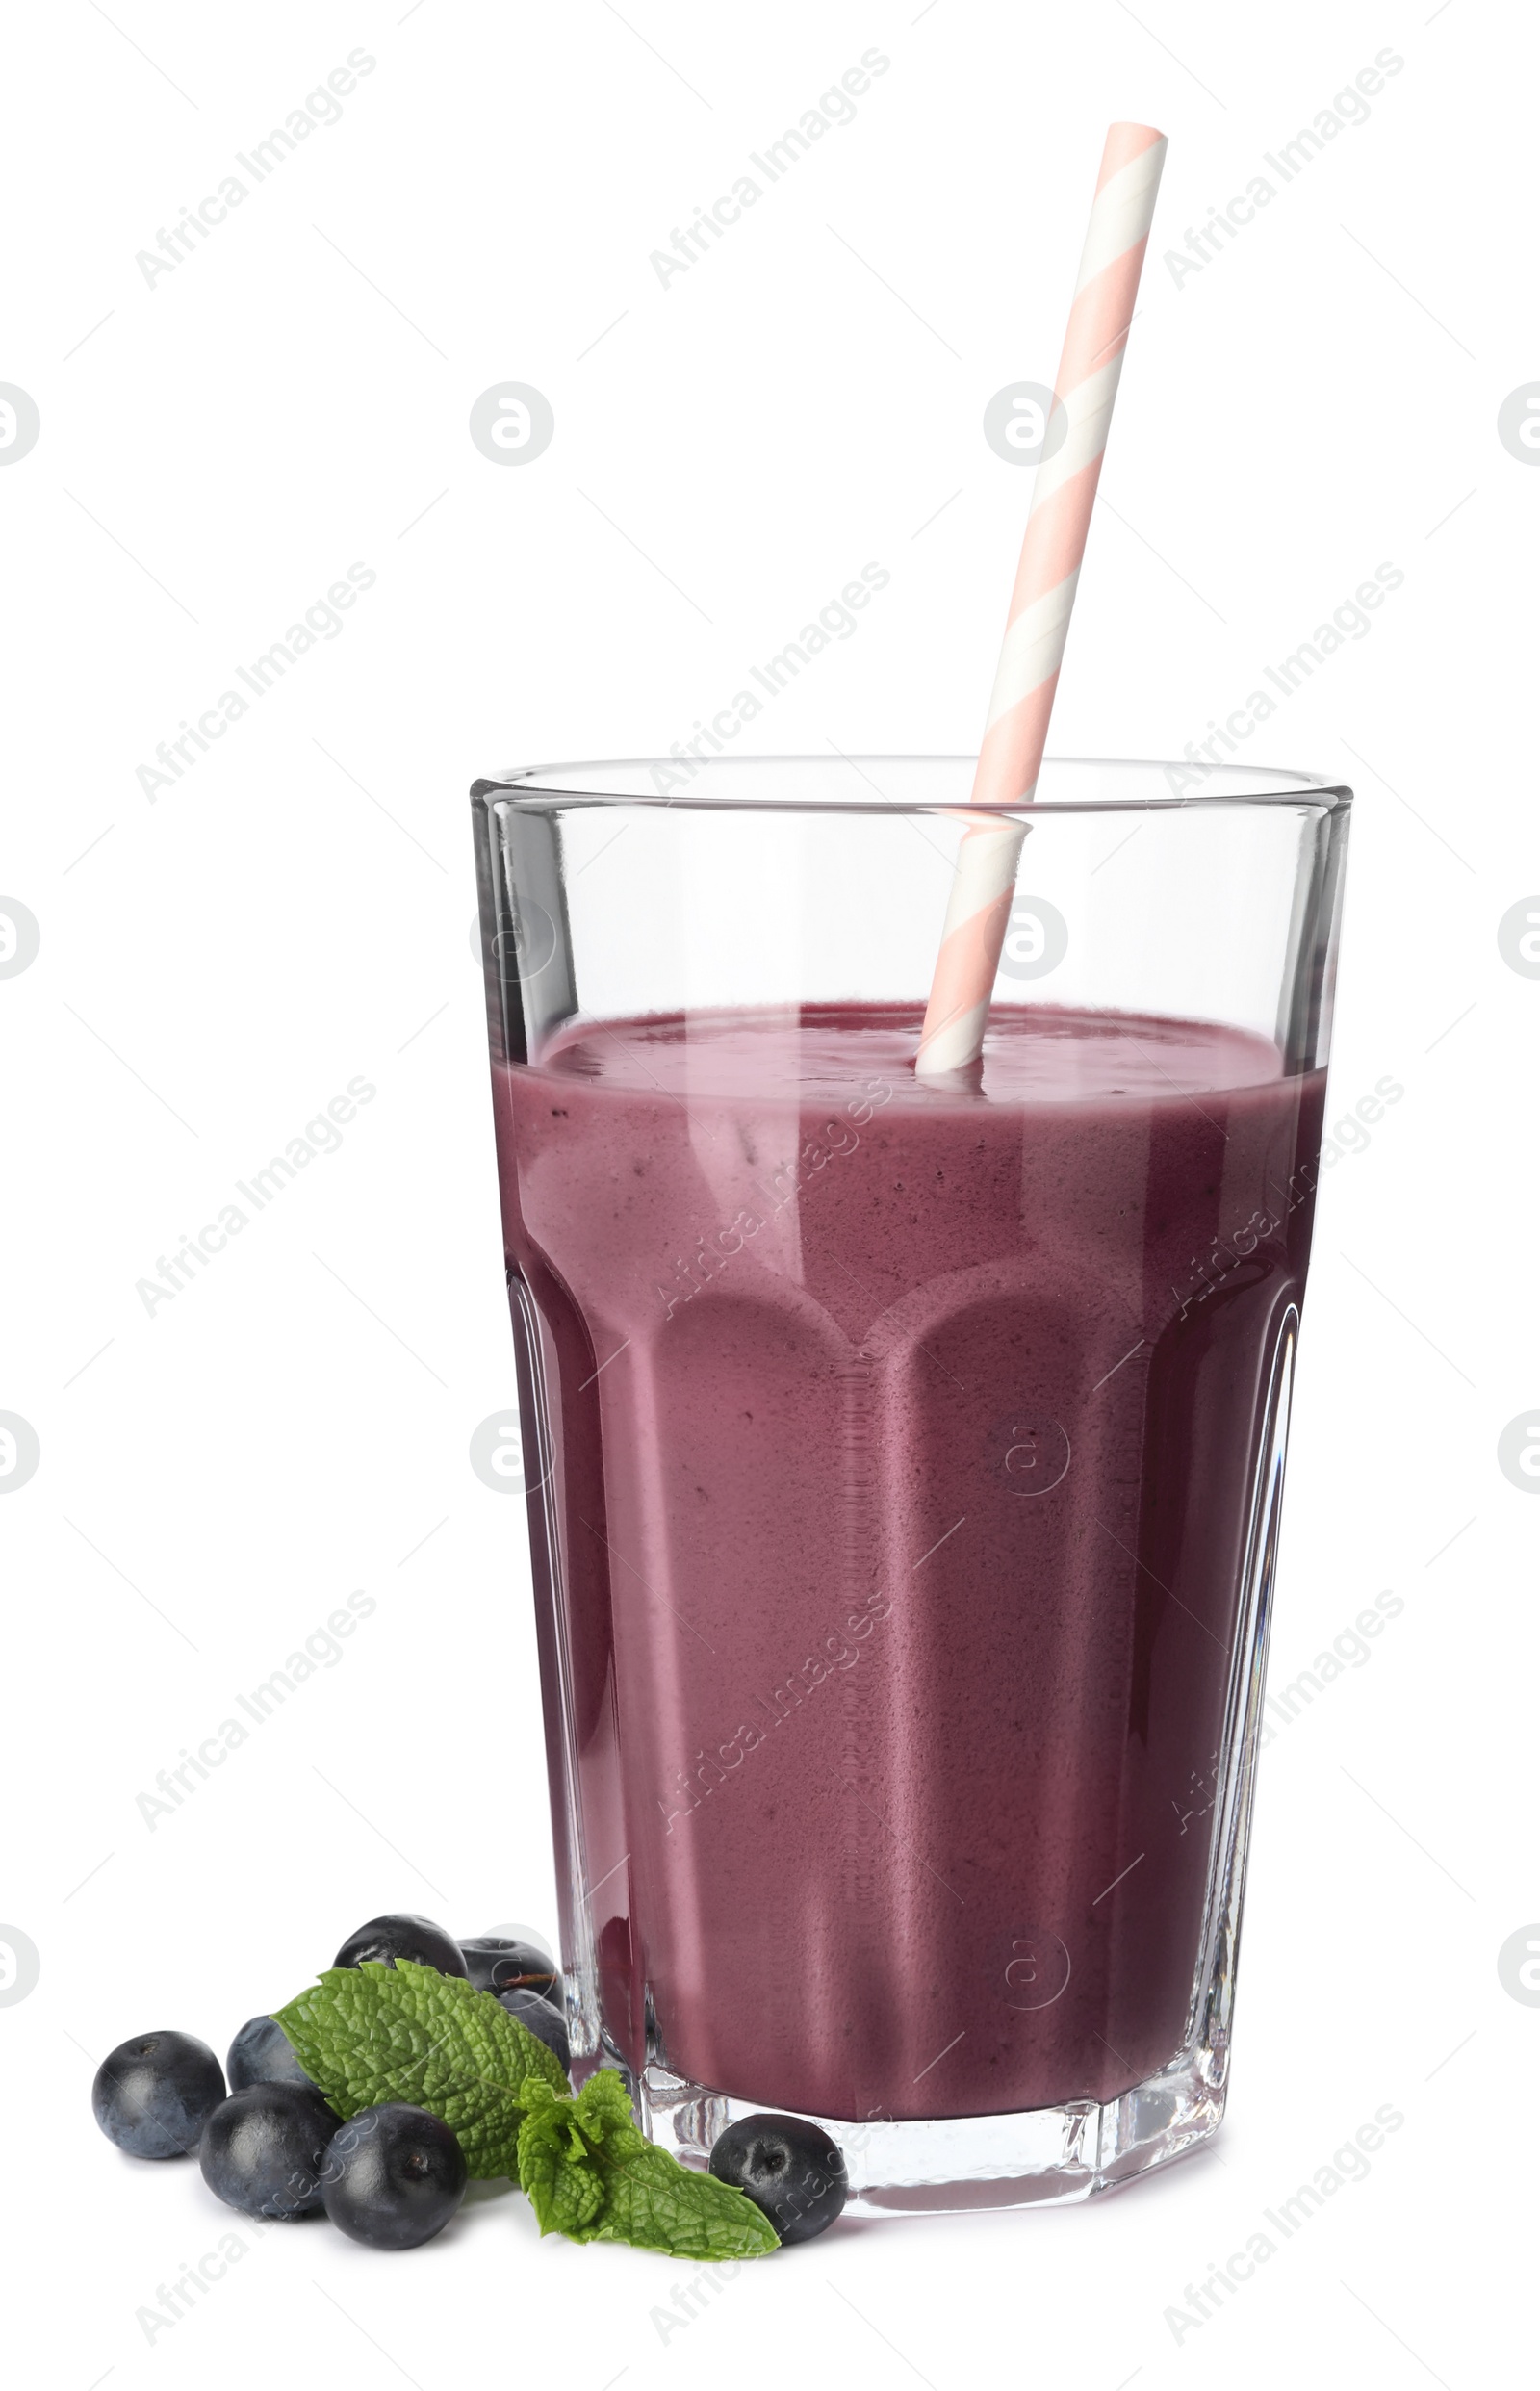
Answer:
[90,1910,848,2250]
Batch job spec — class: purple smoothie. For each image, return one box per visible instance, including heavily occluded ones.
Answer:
[491,1003,1323,2123]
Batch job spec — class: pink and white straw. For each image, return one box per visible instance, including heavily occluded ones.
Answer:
[915,122,1168,1076]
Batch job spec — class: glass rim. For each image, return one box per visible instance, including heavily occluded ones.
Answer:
[472,755,1352,816]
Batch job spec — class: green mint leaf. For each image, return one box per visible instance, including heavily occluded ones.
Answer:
[533,2069,780,2259]
[583,2125,781,2259]
[569,2067,636,2142]
[273,1960,567,2180]
[516,2082,606,2238]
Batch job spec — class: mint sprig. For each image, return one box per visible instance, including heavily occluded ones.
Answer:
[520,2071,779,2259]
[516,2078,610,2237]
[274,1959,565,2179]
[274,1960,780,2259]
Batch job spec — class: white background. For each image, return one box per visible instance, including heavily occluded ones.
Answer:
[3,0,1533,2383]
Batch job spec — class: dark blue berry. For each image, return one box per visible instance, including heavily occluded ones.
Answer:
[708,2113,847,2245]
[227,2014,313,2092]
[92,2030,226,2159]
[459,1933,559,2003]
[332,1914,467,1977]
[497,1987,569,2071]
[199,2083,341,2219]
[321,2103,468,2250]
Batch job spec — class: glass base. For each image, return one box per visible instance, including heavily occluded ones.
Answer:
[633,2031,1226,2214]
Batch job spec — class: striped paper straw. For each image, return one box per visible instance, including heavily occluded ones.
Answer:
[915,122,1167,1077]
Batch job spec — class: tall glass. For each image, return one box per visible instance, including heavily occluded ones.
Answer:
[472,758,1349,2213]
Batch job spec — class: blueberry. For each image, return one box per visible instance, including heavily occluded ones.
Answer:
[332,1914,467,1977]
[321,2103,468,2250]
[496,1988,570,2072]
[227,2014,313,2092]
[92,2030,226,2159]
[708,2114,847,2246]
[460,1932,559,2003]
[199,2083,342,2219]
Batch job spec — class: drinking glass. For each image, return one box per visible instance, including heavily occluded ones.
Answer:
[472,756,1349,2212]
